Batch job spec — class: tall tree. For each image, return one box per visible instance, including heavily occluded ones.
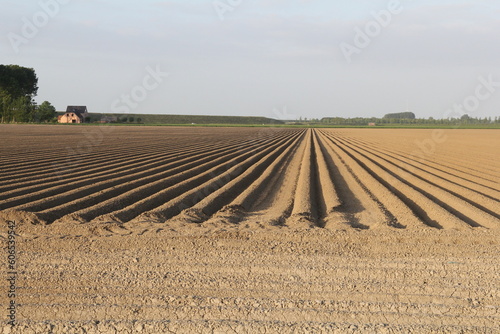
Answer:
[0,65,38,122]
[0,65,38,98]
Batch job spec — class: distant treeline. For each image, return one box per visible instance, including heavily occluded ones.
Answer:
[321,114,500,126]
[83,113,284,125]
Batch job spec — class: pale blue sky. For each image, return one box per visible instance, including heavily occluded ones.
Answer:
[2,0,499,119]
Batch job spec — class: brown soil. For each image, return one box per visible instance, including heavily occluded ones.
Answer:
[1,125,499,333]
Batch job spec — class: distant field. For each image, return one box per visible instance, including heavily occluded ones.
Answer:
[73,112,285,125]
[53,112,500,128]
[0,125,499,333]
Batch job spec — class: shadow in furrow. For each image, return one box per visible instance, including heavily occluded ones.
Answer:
[315,134,369,229]
[337,144,443,229]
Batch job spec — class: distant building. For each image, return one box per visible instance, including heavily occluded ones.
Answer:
[58,106,89,123]
[368,122,376,126]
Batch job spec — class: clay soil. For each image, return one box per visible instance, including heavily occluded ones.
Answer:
[1,125,499,333]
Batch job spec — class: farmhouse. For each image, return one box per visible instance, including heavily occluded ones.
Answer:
[58,106,89,123]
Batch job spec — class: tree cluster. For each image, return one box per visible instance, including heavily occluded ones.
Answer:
[321,115,500,126]
[0,64,56,123]
[383,112,416,119]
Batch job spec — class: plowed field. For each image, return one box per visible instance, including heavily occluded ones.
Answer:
[1,125,499,333]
